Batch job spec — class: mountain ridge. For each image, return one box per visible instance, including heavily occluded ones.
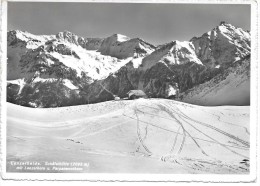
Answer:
[7,22,251,107]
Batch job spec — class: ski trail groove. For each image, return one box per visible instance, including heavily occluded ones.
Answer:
[170,126,181,154]
[134,108,152,155]
[123,112,248,150]
[139,103,249,148]
[158,104,209,157]
[178,113,249,159]
[172,104,250,148]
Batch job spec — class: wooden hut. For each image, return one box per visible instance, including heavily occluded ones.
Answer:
[127,90,147,100]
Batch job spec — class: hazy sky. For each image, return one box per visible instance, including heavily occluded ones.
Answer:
[8,2,250,45]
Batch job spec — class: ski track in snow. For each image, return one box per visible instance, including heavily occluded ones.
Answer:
[7,99,250,173]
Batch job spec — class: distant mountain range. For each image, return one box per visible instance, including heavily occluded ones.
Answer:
[7,22,250,107]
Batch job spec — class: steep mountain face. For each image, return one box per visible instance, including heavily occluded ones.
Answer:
[7,22,251,107]
[190,22,250,68]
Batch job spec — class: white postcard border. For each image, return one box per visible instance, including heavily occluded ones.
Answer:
[0,0,259,183]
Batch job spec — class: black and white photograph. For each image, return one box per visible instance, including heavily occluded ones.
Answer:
[0,0,259,183]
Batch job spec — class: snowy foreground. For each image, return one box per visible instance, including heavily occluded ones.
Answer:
[6,99,250,174]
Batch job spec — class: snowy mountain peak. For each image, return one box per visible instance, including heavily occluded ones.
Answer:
[141,40,203,70]
[56,30,81,45]
[110,33,130,42]
[55,31,105,50]
[219,21,230,26]
[190,22,250,68]
[217,23,250,40]
[8,30,55,40]
[98,34,155,59]
[217,21,246,31]
[8,30,55,49]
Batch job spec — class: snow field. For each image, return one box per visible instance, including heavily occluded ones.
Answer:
[7,99,250,173]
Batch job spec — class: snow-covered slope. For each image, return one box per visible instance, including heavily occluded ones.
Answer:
[7,99,250,173]
[178,56,250,106]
